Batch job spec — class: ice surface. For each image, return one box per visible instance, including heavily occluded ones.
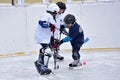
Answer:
[0,51,120,80]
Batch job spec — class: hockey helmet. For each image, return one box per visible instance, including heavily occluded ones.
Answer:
[64,14,76,24]
[56,2,66,10]
[47,3,59,14]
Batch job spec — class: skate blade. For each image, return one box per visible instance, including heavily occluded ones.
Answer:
[69,66,82,70]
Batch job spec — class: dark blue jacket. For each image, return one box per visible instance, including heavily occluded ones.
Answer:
[63,22,84,48]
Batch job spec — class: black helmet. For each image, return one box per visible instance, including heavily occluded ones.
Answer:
[64,14,76,24]
[56,2,66,10]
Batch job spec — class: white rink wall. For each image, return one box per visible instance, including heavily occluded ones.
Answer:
[0,2,120,54]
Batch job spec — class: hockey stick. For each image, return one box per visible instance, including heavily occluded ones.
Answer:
[44,53,56,75]
[45,53,52,68]
[52,30,63,69]
[53,48,59,69]
[84,37,89,43]
[51,31,59,69]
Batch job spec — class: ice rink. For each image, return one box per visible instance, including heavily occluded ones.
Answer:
[0,50,120,80]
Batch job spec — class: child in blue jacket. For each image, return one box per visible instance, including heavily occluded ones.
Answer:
[60,14,84,67]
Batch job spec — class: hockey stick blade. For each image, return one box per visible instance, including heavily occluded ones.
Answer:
[84,37,89,43]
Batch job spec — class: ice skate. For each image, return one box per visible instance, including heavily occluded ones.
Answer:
[34,61,52,75]
[40,67,52,75]
[56,54,64,60]
[69,59,82,69]
[34,60,41,73]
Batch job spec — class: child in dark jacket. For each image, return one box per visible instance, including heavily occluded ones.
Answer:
[60,14,84,67]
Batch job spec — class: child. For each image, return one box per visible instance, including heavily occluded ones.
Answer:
[54,2,67,60]
[60,14,84,67]
[34,3,59,75]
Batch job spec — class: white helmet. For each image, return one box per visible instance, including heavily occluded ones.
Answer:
[47,3,59,14]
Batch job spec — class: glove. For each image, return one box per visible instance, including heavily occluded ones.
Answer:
[54,39,60,44]
[59,40,64,45]
[55,40,63,45]
[51,39,63,48]
[60,25,65,32]
[50,23,56,32]
[52,40,63,48]
[60,25,68,35]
